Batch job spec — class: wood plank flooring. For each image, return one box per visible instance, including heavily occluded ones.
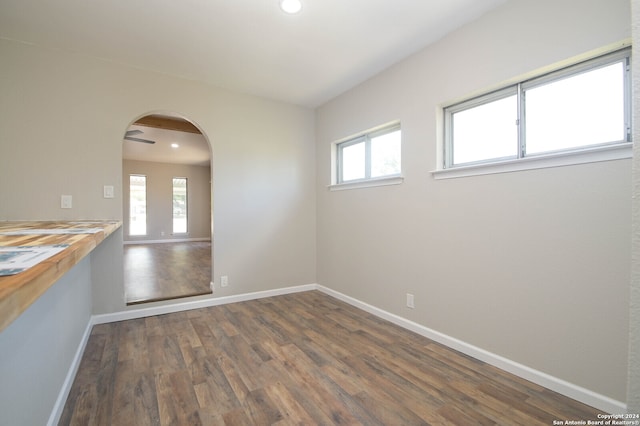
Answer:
[124,242,212,305]
[60,291,603,425]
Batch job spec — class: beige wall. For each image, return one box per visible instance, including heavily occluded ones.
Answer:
[122,160,212,242]
[316,0,631,403]
[1,0,638,415]
[0,38,317,314]
[629,0,640,414]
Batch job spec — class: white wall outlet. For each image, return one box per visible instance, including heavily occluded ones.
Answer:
[61,195,72,209]
[406,293,415,309]
[220,275,229,287]
[210,281,215,291]
[103,185,114,199]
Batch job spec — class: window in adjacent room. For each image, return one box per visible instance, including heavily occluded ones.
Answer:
[172,177,187,234]
[336,123,401,184]
[443,48,631,171]
[129,174,147,236]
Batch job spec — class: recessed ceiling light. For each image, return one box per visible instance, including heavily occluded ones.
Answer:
[171,143,179,148]
[280,0,302,14]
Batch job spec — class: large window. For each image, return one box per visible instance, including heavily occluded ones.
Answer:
[129,175,147,236]
[172,177,187,234]
[336,124,401,184]
[444,48,631,169]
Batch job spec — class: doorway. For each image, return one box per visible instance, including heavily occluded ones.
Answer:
[122,114,213,305]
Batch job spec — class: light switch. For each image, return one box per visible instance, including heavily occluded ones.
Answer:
[103,185,114,199]
[61,195,72,209]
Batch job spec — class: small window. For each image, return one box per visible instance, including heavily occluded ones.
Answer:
[523,61,626,155]
[337,124,401,184]
[129,175,147,236]
[450,90,518,165]
[172,177,187,234]
[444,48,631,169]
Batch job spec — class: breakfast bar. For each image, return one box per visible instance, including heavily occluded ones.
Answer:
[0,220,121,332]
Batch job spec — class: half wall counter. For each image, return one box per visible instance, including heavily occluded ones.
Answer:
[0,220,121,332]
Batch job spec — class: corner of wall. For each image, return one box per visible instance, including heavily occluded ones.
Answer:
[626,0,640,414]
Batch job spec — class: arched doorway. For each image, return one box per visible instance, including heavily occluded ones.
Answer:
[122,113,213,305]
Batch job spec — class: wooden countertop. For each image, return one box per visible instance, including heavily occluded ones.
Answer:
[0,220,121,332]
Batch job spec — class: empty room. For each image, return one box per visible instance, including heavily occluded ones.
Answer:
[1,0,639,425]
[123,114,213,305]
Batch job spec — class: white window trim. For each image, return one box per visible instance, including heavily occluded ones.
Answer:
[439,47,632,177]
[172,176,188,235]
[330,121,402,189]
[432,142,631,180]
[328,174,404,191]
[128,174,147,236]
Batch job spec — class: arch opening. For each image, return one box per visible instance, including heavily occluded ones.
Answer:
[122,112,213,305]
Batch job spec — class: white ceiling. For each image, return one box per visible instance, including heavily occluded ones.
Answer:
[0,0,507,108]
[123,124,211,166]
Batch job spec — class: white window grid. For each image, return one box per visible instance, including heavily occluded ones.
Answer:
[336,123,401,184]
[443,48,631,169]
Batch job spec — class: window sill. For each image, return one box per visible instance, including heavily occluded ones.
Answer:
[328,175,404,191]
[431,143,632,180]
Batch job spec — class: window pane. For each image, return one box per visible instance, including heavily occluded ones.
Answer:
[173,177,187,234]
[452,95,518,165]
[129,175,146,236]
[341,142,365,181]
[525,62,625,155]
[371,129,401,178]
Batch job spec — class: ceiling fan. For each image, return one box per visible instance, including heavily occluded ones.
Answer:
[124,129,155,144]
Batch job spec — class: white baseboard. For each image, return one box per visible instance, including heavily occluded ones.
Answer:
[316,285,626,415]
[123,237,211,245]
[92,284,317,325]
[47,319,94,426]
[55,283,625,422]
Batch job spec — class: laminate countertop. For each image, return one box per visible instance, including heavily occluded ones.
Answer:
[0,220,121,332]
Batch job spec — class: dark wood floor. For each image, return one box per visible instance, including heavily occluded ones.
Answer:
[60,291,602,425]
[124,242,212,305]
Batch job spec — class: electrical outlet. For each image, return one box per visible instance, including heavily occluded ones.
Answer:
[406,293,415,309]
[103,185,114,199]
[210,281,215,291]
[61,195,72,209]
[221,275,229,287]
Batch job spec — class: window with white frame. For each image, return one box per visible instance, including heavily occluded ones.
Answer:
[443,48,631,170]
[172,177,187,234]
[336,123,401,184]
[129,174,147,236]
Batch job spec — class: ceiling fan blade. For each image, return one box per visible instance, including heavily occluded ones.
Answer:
[124,136,156,144]
[125,129,143,137]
